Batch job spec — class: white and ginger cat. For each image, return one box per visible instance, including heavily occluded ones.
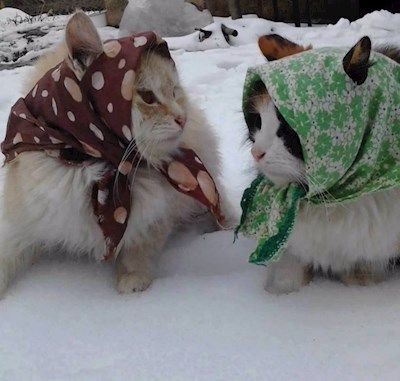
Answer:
[248,35,400,294]
[0,12,229,296]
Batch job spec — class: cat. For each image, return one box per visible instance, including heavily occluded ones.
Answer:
[0,11,229,297]
[247,34,400,294]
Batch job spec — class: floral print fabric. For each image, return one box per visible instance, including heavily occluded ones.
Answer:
[238,48,400,264]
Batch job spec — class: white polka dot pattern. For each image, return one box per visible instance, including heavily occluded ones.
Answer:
[89,123,104,141]
[64,77,82,102]
[80,141,101,158]
[122,125,132,141]
[67,111,75,122]
[32,84,38,98]
[167,161,198,191]
[52,67,61,82]
[118,59,126,69]
[104,40,122,58]
[133,36,148,48]
[114,207,127,224]
[49,136,62,144]
[52,98,58,116]
[121,70,135,101]
[92,71,105,90]
[197,170,218,206]
[13,133,23,144]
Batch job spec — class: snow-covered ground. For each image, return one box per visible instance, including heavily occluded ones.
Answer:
[1,9,400,380]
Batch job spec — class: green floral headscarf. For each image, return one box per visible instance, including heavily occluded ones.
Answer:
[236,47,400,265]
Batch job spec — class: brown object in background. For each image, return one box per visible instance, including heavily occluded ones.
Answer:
[187,0,207,10]
[227,0,242,19]
[202,0,361,24]
[104,0,128,27]
[4,0,104,15]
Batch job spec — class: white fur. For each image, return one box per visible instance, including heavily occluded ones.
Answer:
[0,104,223,297]
[252,95,400,294]
[264,253,307,294]
[252,99,304,187]
[0,14,229,296]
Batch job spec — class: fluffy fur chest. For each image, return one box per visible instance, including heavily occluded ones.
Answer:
[288,188,400,272]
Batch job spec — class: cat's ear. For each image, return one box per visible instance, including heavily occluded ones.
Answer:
[258,34,311,61]
[343,36,372,85]
[65,10,103,78]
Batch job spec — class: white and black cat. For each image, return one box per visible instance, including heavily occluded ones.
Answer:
[247,35,400,294]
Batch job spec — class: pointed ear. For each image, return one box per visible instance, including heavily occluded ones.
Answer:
[65,11,103,78]
[258,34,311,61]
[343,36,372,85]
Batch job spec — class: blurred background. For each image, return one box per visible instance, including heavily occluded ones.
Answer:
[2,0,400,25]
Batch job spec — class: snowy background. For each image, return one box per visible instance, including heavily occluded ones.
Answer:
[1,6,400,380]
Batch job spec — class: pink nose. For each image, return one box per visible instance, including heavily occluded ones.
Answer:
[175,116,186,129]
[251,146,266,161]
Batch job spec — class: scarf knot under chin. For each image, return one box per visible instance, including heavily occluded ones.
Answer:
[237,47,400,265]
[2,32,224,260]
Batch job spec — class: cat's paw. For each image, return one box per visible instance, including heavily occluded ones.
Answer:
[117,272,153,293]
[264,254,312,295]
[265,271,304,295]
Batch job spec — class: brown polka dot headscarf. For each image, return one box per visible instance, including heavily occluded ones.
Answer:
[1,32,224,260]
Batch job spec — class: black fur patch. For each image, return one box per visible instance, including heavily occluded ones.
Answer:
[247,113,261,142]
[247,80,267,141]
[276,110,304,161]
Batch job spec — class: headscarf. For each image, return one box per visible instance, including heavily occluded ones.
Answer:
[237,48,400,264]
[2,32,224,260]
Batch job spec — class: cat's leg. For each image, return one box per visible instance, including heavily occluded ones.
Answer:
[339,261,388,286]
[0,229,38,298]
[116,225,170,293]
[264,252,312,295]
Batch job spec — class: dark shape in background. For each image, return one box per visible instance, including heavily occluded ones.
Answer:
[3,0,400,25]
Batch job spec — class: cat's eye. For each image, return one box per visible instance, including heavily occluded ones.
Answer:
[138,90,157,105]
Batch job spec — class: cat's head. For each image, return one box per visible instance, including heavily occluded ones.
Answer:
[65,11,186,168]
[247,34,372,187]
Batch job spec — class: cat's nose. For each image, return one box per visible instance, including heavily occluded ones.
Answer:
[175,116,186,130]
[251,147,266,161]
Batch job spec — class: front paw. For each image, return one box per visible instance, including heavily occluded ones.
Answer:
[264,255,312,295]
[265,272,303,295]
[117,272,153,293]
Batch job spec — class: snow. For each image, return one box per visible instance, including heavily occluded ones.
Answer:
[1,9,400,380]
[0,7,30,23]
[120,0,213,37]
[166,11,400,52]
[0,10,109,69]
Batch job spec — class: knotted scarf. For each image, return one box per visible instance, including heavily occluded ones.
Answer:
[2,32,224,260]
[236,47,400,265]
